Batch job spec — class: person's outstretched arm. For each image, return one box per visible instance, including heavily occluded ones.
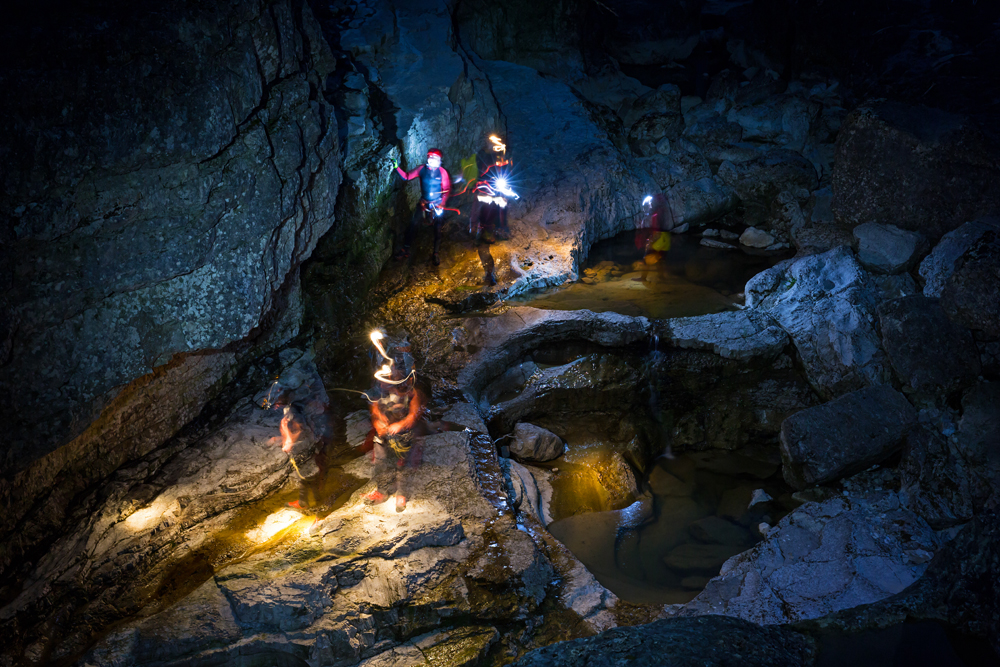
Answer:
[396,165,423,180]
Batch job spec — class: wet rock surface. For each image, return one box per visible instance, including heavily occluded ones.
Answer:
[510,423,565,463]
[668,492,940,625]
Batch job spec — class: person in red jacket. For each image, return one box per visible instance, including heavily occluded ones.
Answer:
[364,368,424,512]
[394,148,452,265]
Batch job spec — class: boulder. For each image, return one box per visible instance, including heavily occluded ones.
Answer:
[511,423,565,462]
[832,101,1000,240]
[780,384,917,489]
[877,296,981,400]
[510,616,813,667]
[919,217,1000,297]
[740,227,775,248]
[766,190,809,242]
[0,0,342,550]
[853,222,927,274]
[670,492,940,624]
[940,230,1000,339]
[745,246,893,398]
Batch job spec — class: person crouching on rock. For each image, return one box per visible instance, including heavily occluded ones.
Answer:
[394,148,452,266]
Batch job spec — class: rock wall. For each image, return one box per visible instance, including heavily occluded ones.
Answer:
[0,0,341,573]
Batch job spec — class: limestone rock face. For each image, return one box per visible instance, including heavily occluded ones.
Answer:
[745,247,893,398]
[510,615,813,667]
[682,116,748,166]
[779,385,917,489]
[918,217,1000,297]
[511,423,565,462]
[663,177,739,228]
[670,492,939,624]
[940,230,1000,339]
[716,149,818,225]
[853,223,927,274]
[832,101,1000,240]
[0,0,341,600]
[877,296,981,400]
[1,0,340,468]
[727,94,821,152]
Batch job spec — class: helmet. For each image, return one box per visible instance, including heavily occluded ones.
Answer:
[426,148,442,159]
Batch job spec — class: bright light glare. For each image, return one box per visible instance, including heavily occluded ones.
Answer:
[642,195,652,206]
[124,501,165,533]
[246,508,301,544]
[370,330,383,343]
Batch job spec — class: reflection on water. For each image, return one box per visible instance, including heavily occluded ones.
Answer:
[511,231,791,319]
[547,450,797,605]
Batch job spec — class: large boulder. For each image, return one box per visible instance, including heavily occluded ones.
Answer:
[511,423,565,462]
[940,230,1000,339]
[853,222,927,274]
[745,246,893,398]
[877,296,981,400]
[832,101,1000,240]
[918,217,1000,297]
[669,492,939,624]
[779,385,917,489]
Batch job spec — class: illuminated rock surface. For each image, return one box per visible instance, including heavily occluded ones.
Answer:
[4,0,1000,664]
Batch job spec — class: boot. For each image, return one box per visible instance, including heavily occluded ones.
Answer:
[484,271,497,286]
[363,490,388,505]
[395,495,407,512]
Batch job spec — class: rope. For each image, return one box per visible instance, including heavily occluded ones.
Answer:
[288,455,307,481]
